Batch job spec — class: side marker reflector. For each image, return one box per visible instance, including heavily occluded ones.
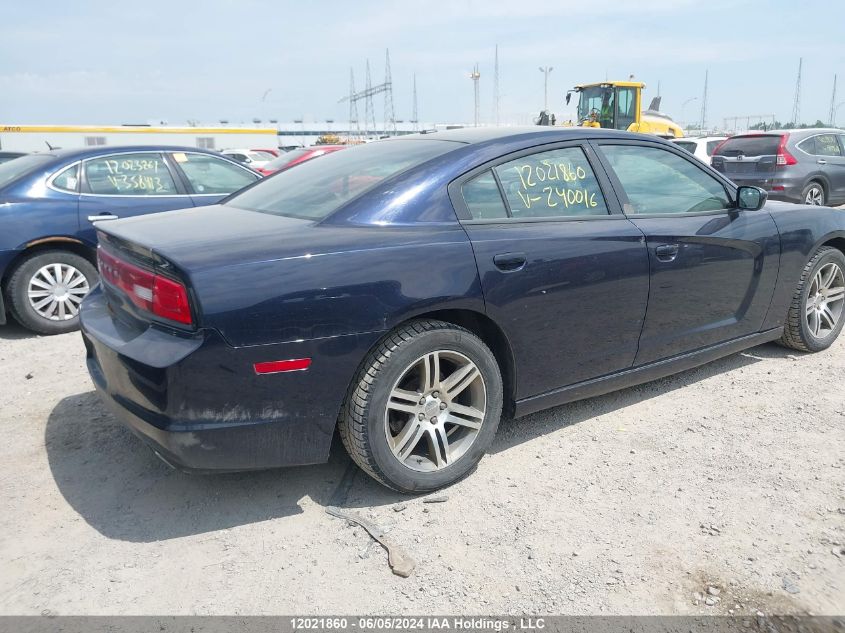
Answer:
[254,358,311,374]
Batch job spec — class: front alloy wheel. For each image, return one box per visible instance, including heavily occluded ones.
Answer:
[781,246,845,352]
[805,262,844,338]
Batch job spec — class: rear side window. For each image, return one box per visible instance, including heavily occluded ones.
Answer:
[461,171,508,220]
[52,164,79,192]
[493,146,609,218]
[84,153,178,195]
[812,134,842,156]
[601,144,730,214]
[173,152,258,194]
[713,135,780,157]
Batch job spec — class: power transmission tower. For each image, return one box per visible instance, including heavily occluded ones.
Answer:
[829,74,837,127]
[493,45,500,126]
[383,49,396,135]
[347,68,360,140]
[470,63,480,127]
[699,70,708,131]
[411,73,419,131]
[339,62,394,139]
[364,60,377,137]
[791,57,802,126]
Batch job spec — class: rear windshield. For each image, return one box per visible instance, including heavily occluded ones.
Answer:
[706,140,725,155]
[713,135,780,157]
[0,154,53,190]
[264,148,312,170]
[227,139,457,220]
[674,141,697,153]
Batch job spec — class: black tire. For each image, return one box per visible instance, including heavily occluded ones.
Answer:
[5,250,98,335]
[801,181,826,206]
[780,246,845,352]
[338,319,503,493]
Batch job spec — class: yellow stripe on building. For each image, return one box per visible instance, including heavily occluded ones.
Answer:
[1,125,277,135]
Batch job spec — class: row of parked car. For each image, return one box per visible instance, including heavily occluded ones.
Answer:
[673,128,845,207]
[0,142,346,335]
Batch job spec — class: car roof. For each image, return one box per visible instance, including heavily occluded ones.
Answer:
[31,145,223,161]
[729,128,842,138]
[393,126,651,145]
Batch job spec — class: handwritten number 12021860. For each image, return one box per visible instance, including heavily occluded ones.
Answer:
[512,160,599,211]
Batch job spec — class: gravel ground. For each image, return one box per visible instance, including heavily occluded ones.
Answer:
[0,320,843,616]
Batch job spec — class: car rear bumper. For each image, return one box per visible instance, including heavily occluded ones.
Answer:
[724,175,804,203]
[80,285,382,472]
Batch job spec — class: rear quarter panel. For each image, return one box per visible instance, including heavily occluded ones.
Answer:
[762,201,845,329]
[188,224,484,347]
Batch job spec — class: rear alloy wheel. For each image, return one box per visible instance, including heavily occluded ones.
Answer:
[6,250,98,335]
[338,319,503,493]
[780,246,845,352]
[802,182,826,206]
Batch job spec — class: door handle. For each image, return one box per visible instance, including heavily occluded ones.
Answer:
[655,244,679,262]
[493,252,527,271]
[87,214,119,221]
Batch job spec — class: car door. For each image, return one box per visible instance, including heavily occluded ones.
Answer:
[811,133,845,203]
[77,151,195,244]
[168,151,260,206]
[450,142,650,399]
[592,140,781,366]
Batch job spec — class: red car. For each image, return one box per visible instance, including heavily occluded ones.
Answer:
[257,145,345,176]
[251,148,280,158]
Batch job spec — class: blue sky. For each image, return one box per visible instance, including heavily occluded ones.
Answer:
[2,0,844,128]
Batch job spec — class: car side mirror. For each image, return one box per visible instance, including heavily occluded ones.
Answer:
[736,186,767,211]
[565,93,572,105]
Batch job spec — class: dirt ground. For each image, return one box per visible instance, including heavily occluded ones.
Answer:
[0,320,842,616]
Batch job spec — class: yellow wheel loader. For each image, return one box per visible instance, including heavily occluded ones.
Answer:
[564,81,683,138]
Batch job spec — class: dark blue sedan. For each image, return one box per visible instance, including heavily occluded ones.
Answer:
[80,128,845,493]
[0,146,260,334]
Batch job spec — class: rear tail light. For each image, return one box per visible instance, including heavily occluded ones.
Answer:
[97,248,193,325]
[776,134,797,166]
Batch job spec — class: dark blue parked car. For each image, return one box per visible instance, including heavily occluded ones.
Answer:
[0,146,260,334]
[80,128,845,493]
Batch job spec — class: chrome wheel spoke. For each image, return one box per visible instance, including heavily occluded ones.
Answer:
[391,420,425,460]
[428,426,451,468]
[827,287,844,302]
[445,403,485,429]
[820,306,837,329]
[808,310,820,336]
[387,388,422,415]
[421,352,440,392]
[442,363,480,401]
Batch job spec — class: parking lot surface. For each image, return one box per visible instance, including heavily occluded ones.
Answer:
[0,323,843,615]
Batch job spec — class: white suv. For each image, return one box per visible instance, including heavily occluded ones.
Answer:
[672,136,728,163]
